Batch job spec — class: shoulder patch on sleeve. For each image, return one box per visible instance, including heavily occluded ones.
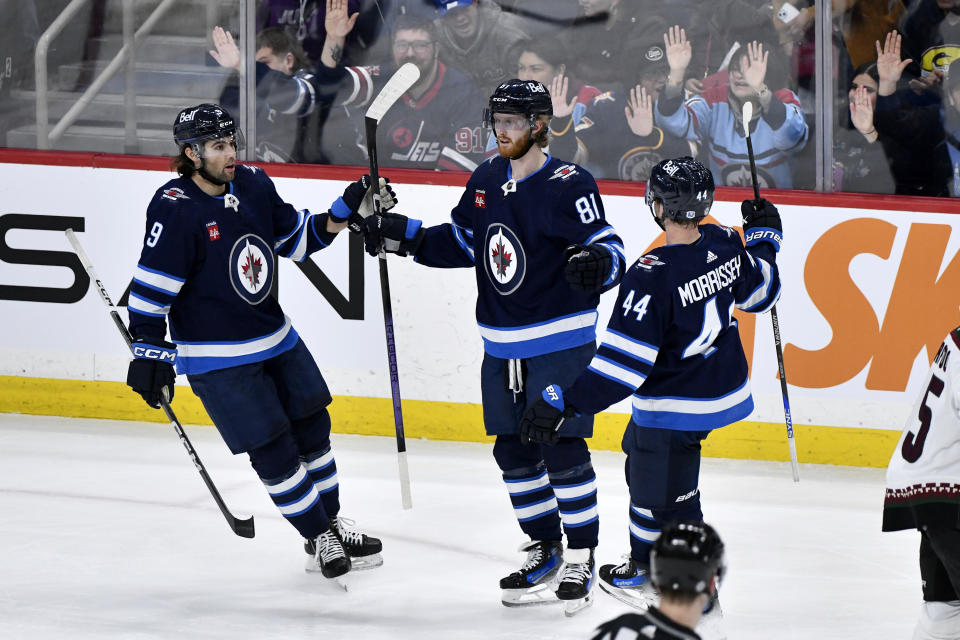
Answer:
[159,186,190,202]
[548,163,581,181]
[635,253,666,271]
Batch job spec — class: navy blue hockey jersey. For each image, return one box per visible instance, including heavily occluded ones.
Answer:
[414,155,625,359]
[127,165,339,375]
[565,224,781,430]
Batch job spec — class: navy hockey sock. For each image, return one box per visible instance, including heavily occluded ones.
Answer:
[261,463,330,538]
[628,503,659,564]
[502,465,562,541]
[303,446,340,518]
[550,462,599,549]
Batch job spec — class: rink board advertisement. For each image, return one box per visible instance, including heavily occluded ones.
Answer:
[2,154,960,467]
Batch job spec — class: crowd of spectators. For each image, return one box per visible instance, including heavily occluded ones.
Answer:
[17,0,958,196]
[198,0,960,196]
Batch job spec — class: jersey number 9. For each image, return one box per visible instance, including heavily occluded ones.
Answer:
[146,221,164,247]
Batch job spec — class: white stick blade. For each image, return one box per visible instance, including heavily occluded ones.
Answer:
[366,63,421,122]
[741,101,753,138]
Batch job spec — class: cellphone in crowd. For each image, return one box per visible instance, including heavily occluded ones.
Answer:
[776,3,801,23]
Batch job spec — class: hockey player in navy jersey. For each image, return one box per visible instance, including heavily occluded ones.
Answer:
[591,521,727,640]
[364,79,625,615]
[125,103,390,582]
[519,156,781,628]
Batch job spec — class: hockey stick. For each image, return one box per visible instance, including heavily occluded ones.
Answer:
[65,229,256,537]
[741,101,801,483]
[364,62,420,510]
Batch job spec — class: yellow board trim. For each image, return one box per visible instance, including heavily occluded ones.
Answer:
[0,376,900,468]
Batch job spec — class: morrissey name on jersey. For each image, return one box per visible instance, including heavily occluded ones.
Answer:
[678,255,741,307]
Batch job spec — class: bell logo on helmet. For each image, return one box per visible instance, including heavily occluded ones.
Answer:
[179,109,198,123]
[527,82,546,93]
[662,160,679,176]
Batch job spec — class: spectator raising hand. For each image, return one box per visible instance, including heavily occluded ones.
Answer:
[876,30,912,97]
[209,26,241,71]
[548,74,578,120]
[849,85,877,142]
[625,86,654,138]
[664,24,692,88]
[739,41,769,95]
[321,0,359,67]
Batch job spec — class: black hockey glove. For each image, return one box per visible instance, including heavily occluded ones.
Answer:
[330,175,398,234]
[520,385,578,446]
[362,212,425,257]
[126,338,177,409]
[564,244,613,292]
[741,198,783,253]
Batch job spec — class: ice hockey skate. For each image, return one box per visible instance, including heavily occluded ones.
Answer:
[499,540,563,607]
[598,556,659,610]
[305,526,351,589]
[555,547,596,617]
[305,517,382,571]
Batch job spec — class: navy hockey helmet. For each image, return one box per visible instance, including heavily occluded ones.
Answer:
[645,156,714,230]
[483,79,553,131]
[650,521,726,597]
[173,103,245,156]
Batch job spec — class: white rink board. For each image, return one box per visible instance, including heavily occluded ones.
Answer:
[2,162,959,431]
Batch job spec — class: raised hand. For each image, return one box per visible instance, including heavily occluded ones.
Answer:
[549,74,578,119]
[664,24,692,85]
[326,0,359,39]
[741,40,769,92]
[625,84,654,137]
[849,86,875,137]
[209,26,241,71]
[876,30,912,95]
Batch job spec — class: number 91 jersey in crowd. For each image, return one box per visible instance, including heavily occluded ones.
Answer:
[127,165,338,375]
[884,327,960,532]
[565,224,781,430]
[413,155,625,359]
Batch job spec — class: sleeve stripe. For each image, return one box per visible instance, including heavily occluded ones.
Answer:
[585,225,615,245]
[596,240,625,262]
[600,329,658,364]
[587,360,645,390]
[285,211,319,262]
[133,265,184,295]
[128,291,171,316]
[275,209,305,248]
[588,355,647,390]
[737,256,777,312]
[452,224,475,262]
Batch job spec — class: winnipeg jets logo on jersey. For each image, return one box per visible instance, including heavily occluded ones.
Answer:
[484,223,526,295]
[229,234,273,305]
[548,164,579,181]
[161,187,189,202]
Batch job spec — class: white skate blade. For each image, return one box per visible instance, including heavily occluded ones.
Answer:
[598,580,658,611]
[348,553,383,570]
[501,584,562,607]
[306,553,382,572]
[562,592,593,617]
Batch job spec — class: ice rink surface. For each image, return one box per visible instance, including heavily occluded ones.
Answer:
[0,413,919,639]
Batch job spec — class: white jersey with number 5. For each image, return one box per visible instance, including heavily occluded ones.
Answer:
[883,327,960,531]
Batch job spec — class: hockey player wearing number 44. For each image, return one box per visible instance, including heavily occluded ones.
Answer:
[364,79,625,616]
[883,326,960,640]
[125,103,393,585]
[520,156,782,635]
